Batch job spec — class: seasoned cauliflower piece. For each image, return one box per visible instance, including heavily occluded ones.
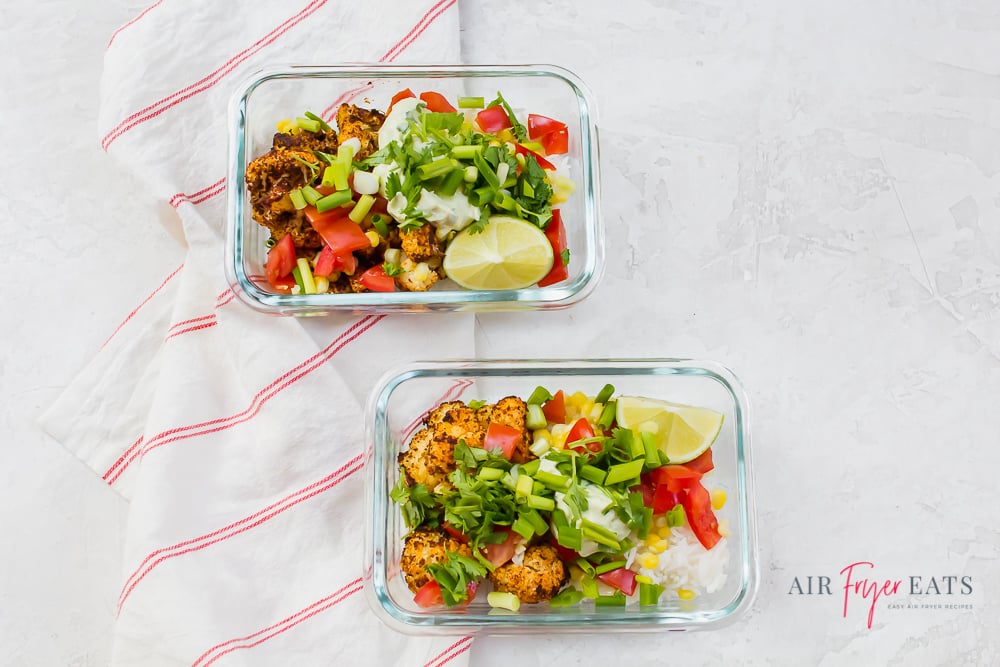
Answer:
[399,223,443,262]
[489,545,569,603]
[335,103,385,158]
[400,527,473,593]
[431,404,485,449]
[397,427,456,491]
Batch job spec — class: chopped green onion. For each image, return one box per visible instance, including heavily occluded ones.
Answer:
[519,459,541,476]
[349,194,376,223]
[522,141,544,153]
[417,156,458,181]
[666,504,686,527]
[463,165,478,182]
[264,237,277,249]
[556,524,582,551]
[580,576,599,599]
[574,558,596,577]
[658,449,671,466]
[639,582,665,606]
[451,144,484,160]
[597,401,617,429]
[323,162,349,191]
[581,521,621,550]
[551,509,569,530]
[337,143,355,165]
[594,384,615,405]
[494,191,517,211]
[303,111,333,132]
[295,116,320,133]
[288,188,307,210]
[526,404,547,430]
[301,185,323,206]
[595,592,627,607]
[534,470,572,492]
[487,591,521,612]
[579,464,606,486]
[548,588,584,607]
[458,96,485,109]
[594,560,627,575]
[515,473,534,502]
[604,459,645,486]
[629,431,646,460]
[468,185,494,206]
[295,258,317,295]
[437,169,465,197]
[476,467,505,481]
[522,180,534,197]
[370,213,389,238]
[521,508,549,535]
[635,574,653,585]
[511,515,535,541]
[291,265,304,292]
[315,190,352,212]
[527,494,555,511]
[641,432,660,469]
[527,386,553,405]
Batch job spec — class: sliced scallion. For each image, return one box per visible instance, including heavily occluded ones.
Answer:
[437,169,465,197]
[315,190,352,212]
[639,581,665,606]
[604,459,645,486]
[526,404,547,430]
[594,384,615,405]
[295,116,320,133]
[458,96,485,109]
[595,592,627,607]
[519,459,541,476]
[527,386,553,405]
[476,466,505,481]
[301,185,323,206]
[487,591,521,612]
[303,110,333,132]
[593,560,627,575]
[579,464,606,486]
[370,213,389,238]
[597,401,617,430]
[527,494,555,511]
[349,194,376,223]
[451,144,484,160]
[288,188,307,210]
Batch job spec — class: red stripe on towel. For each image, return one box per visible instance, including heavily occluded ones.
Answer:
[106,0,164,49]
[101,263,184,350]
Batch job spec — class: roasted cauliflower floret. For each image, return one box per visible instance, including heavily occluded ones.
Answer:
[399,224,443,262]
[431,403,485,449]
[400,527,473,593]
[244,147,324,249]
[426,401,467,430]
[271,128,338,153]
[394,258,440,293]
[489,545,569,603]
[398,427,456,491]
[335,103,384,158]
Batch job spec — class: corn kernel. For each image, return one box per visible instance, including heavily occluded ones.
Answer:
[644,535,662,549]
[638,553,660,570]
[657,525,672,539]
[654,515,668,529]
[365,230,380,247]
[718,518,731,538]
[711,488,727,511]
[533,428,552,443]
[677,589,696,601]
[497,129,515,143]
[276,118,295,133]
[649,542,666,554]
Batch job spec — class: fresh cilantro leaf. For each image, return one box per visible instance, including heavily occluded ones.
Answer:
[487,92,527,141]
[467,399,487,410]
[561,248,571,266]
[425,551,488,606]
[383,262,404,277]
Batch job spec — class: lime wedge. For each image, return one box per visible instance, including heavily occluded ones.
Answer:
[443,215,554,290]
[615,396,724,464]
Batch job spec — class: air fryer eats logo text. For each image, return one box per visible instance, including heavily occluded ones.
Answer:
[788,561,973,629]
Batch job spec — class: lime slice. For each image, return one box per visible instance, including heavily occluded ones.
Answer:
[615,396,724,464]
[443,215,554,290]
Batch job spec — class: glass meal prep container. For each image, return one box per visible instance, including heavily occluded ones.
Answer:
[225,65,603,315]
[364,359,757,634]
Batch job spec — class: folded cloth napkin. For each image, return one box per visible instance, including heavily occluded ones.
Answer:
[40,1,476,665]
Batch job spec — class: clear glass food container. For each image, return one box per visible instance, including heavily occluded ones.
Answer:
[364,359,757,634]
[225,65,602,315]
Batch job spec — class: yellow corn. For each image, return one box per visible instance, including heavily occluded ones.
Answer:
[644,535,662,549]
[365,230,380,247]
[638,553,659,570]
[711,489,727,511]
[276,118,295,133]
[497,129,515,143]
[718,518,731,538]
[533,429,552,443]
[314,276,330,294]
[657,525,672,539]
[677,589,696,601]
[551,175,576,205]
[654,515,668,529]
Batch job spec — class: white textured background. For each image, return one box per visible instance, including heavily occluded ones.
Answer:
[1,1,998,665]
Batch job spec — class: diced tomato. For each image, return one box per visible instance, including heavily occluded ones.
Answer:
[264,234,296,288]
[332,251,357,275]
[476,105,512,133]
[482,528,520,567]
[414,579,444,608]
[307,212,371,256]
[633,477,655,508]
[650,465,703,494]
[442,522,469,544]
[513,142,555,170]
[371,195,389,214]
[541,127,569,155]
[537,209,568,287]
[683,481,722,550]
[387,88,415,114]
[268,274,298,294]
[314,246,336,277]
[461,580,479,606]
[685,448,715,474]
[552,543,580,563]
[358,265,396,292]
[596,567,638,596]
[566,418,597,452]
[419,91,456,113]
[652,484,682,514]
[527,114,568,141]
[304,204,350,226]
[484,422,521,460]
[541,390,565,423]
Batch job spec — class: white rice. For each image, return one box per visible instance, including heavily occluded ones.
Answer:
[632,525,728,597]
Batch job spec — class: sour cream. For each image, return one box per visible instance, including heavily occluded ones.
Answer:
[554,482,631,558]
[414,188,480,235]
[377,97,424,150]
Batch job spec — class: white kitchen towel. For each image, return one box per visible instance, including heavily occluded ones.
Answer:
[40,1,475,665]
